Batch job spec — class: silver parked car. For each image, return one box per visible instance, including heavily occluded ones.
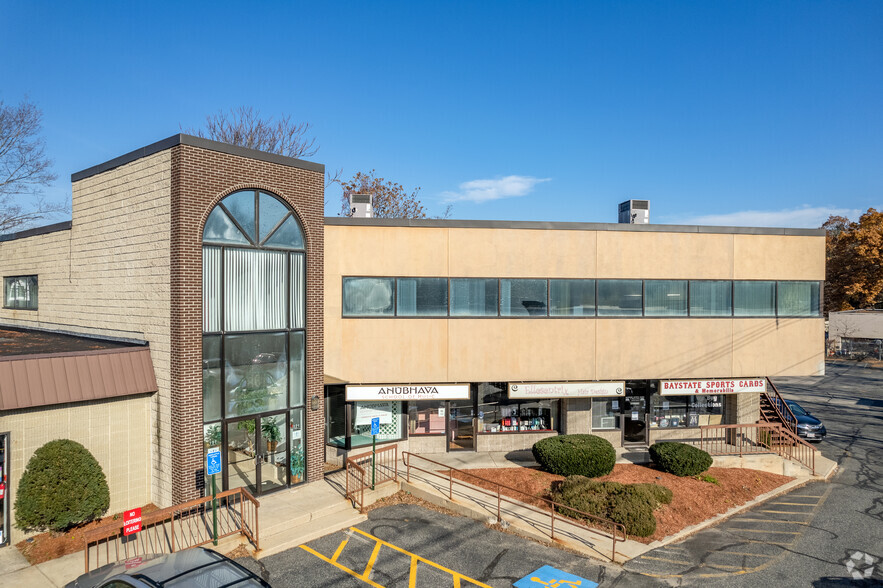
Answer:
[64,547,270,588]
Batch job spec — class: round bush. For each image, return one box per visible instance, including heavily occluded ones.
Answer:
[532,434,616,478]
[15,439,110,532]
[649,442,713,477]
[550,476,666,537]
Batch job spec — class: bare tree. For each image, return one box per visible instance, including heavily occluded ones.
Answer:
[187,106,319,159]
[0,99,62,233]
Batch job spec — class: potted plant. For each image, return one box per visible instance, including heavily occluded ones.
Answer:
[290,445,305,483]
[262,418,282,453]
[204,424,222,448]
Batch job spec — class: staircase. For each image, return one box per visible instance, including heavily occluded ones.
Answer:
[759,377,798,434]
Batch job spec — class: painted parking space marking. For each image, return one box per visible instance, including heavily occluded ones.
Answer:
[513,565,598,588]
[300,526,493,588]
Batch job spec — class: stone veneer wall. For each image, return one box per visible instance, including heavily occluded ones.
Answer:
[0,394,152,543]
[169,144,324,504]
[0,151,173,504]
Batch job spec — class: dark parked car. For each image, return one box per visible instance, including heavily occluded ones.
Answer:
[64,547,270,588]
[785,400,827,442]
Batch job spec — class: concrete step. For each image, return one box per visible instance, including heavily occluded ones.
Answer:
[256,508,368,559]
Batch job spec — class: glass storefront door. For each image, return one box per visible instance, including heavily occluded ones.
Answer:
[623,392,649,444]
[225,412,288,495]
[448,399,475,451]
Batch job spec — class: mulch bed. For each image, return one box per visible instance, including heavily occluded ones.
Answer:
[451,464,793,543]
[16,504,160,565]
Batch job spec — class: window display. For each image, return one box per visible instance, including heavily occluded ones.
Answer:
[650,394,723,428]
[591,398,621,429]
[408,401,447,434]
[350,401,405,447]
[477,383,557,432]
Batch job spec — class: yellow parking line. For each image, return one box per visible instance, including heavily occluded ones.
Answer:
[728,528,801,534]
[757,510,812,515]
[299,544,384,588]
[332,539,348,562]
[408,555,418,588]
[733,518,807,525]
[638,555,693,565]
[361,541,383,579]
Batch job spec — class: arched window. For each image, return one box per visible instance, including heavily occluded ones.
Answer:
[201,190,307,492]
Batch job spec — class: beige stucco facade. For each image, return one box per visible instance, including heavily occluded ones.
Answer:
[324,223,826,385]
[0,394,153,544]
[0,151,173,505]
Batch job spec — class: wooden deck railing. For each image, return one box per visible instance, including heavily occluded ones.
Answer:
[82,487,259,573]
[345,445,398,512]
[402,452,626,562]
[699,422,815,474]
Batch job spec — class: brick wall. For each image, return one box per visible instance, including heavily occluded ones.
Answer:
[170,144,324,503]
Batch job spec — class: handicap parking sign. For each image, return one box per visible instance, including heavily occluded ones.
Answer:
[206,447,221,476]
[513,565,598,588]
[370,417,380,436]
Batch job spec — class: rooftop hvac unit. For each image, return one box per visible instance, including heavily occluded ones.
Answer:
[618,199,649,224]
[348,193,374,218]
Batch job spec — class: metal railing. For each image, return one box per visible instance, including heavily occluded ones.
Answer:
[83,487,259,573]
[345,445,398,512]
[401,452,626,562]
[699,422,815,474]
[763,377,799,433]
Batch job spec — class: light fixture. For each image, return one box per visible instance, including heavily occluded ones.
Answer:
[310,395,320,411]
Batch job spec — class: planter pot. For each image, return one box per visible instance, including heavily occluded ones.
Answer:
[267,441,278,453]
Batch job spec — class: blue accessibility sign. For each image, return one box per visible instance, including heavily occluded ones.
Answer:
[513,565,598,588]
[206,447,222,476]
[370,417,380,436]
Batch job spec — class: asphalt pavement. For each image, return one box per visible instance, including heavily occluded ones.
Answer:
[241,360,883,587]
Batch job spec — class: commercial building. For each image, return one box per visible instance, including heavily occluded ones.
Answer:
[0,135,825,546]
[828,310,883,359]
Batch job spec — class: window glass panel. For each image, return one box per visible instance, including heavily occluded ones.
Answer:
[203,336,222,422]
[289,331,305,407]
[202,248,221,332]
[778,281,820,316]
[549,279,595,316]
[350,401,404,447]
[477,382,512,432]
[221,191,257,242]
[650,395,689,428]
[289,408,306,484]
[224,249,287,331]
[500,279,547,316]
[591,398,621,429]
[290,253,305,328]
[645,280,687,316]
[689,281,732,316]
[517,400,557,431]
[597,280,642,316]
[342,277,394,316]
[258,192,290,243]
[397,278,448,316]
[4,276,38,310]
[450,279,498,316]
[734,281,776,316]
[225,333,287,418]
[408,400,447,434]
[203,207,249,245]
[325,386,346,447]
[264,215,305,250]
[691,394,724,426]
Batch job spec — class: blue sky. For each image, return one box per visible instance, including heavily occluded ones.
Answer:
[2,1,881,227]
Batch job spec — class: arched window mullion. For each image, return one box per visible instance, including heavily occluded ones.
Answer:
[260,212,293,247]
[218,202,257,247]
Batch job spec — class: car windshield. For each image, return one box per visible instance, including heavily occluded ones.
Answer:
[787,402,808,416]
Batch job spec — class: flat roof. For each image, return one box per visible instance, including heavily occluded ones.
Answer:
[0,327,140,357]
[0,221,71,243]
[72,133,325,182]
[324,216,826,237]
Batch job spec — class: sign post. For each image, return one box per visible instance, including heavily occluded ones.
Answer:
[370,417,380,490]
[206,447,222,546]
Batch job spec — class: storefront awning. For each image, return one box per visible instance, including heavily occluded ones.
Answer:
[0,347,158,410]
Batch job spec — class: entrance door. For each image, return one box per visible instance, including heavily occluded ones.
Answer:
[225,413,288,495]
[622,393,649,444]
[448,399,475,451]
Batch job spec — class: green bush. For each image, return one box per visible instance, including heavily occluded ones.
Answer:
[532,434,616,478]
[550,476,670,537]
[649,442,713,477]
[15,439,110,532]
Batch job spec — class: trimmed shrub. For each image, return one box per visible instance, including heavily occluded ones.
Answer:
[15,439,110,532]
[532,434,616,478]
[550,476,669,537]
[649,442,713,477]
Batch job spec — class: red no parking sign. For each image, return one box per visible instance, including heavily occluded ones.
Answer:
[123,508,142,536]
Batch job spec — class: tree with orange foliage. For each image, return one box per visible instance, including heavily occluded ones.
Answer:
[823,208,883,313]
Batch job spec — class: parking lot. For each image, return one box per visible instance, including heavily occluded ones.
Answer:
[239,361,883,587]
